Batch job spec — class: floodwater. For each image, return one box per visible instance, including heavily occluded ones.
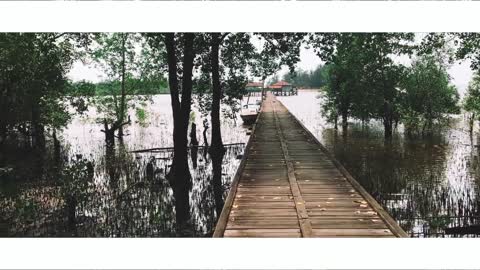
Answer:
[0,95,251,237]
[2,91,480,237]
[278,90,480,237]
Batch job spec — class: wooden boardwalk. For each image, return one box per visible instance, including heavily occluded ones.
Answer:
[213,93,408,238]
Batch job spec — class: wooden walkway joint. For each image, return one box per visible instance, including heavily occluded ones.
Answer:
[213,93,408,238]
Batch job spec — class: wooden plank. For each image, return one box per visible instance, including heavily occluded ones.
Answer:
[289,101,408,238]
[312,229,394,237]
[224,229,301,237]
[212,98,263,238]
[215,93,406,238]
[272,99,312,237]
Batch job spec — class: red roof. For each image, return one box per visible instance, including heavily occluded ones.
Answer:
[269,85,283,89]
[270,81,292,87]
[246,82,263,87]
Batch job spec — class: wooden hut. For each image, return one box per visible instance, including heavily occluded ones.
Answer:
[246,82,264,96]
[269,81,297,96]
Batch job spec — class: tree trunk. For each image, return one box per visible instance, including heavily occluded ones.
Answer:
[212,162,225,218]
[202,119,209,159]
[334,114,338,130]
[118,33,127,140]
[383,100,393,139]
[66,194,77,236]
[31,104,45,151]
[104,121,116,158]
[53,128,61,165]
[190,123,199,169]
[209,34,226,207]
[384,120,393,139]
[209,34,226,156]
[165,33,195,235]
[341,110,348,134]
[103,121,117,188]
[469,113,475,135]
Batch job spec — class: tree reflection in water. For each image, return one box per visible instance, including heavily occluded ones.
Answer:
[0,142,243,237]
[279,91,480,238]
[0,95,249,237]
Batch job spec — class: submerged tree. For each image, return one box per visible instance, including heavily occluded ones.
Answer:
[400,56,460,136]
[145,33,197,234]
[193,32,254,216]
[464,73,480,134]
[310,33,414,138]
[90,33,142,153]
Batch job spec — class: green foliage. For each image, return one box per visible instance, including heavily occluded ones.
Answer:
[14,197,40,222]
[312,33,415,137]
[60,157,94,207]
[464,73,480,113]
[455,33,480,71]
[67,80,96,96]
[88,33,167,132]
[282,65,328,88]
[400,56,460,135]
[135,107,148,127]
[0,33,77,145]
[317,34,459,137]
[463,73,480,132]
[95,78,168,96]
[90,33,137,126]
[194,33,254,120]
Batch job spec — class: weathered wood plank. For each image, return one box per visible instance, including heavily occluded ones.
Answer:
[214,93,407,238]
[224,229,301,237]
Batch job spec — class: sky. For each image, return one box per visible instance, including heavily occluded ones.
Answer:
[68,38,475,97]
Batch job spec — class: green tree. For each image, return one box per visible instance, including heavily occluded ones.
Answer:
[456,33,480,71]
[400,56,460,135]
[0,33,77,150]
[310,33,414,138]
[145,33,196,234]
[463,73,480,134]
[283,65,328,88]
[90,33,143,150]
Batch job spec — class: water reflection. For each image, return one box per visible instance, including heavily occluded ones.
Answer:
[0,95,248,237]
[279,90,480,237]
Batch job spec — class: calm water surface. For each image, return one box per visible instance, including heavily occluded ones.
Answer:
[278,90,480,237]
[0,95,251,237]
[3,91,480,237]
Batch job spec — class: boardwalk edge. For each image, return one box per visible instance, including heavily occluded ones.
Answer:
[212,98,264,237]
[276,97,409,238]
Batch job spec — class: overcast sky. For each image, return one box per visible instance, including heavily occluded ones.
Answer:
[68,39,475,97]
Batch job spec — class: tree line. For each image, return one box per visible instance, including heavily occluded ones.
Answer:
[281,65,329,88]
[314,33,480,139]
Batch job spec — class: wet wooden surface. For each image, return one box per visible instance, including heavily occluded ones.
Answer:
[214,93,407,238]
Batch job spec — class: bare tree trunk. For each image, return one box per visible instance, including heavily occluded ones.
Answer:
[202,119,209,159]
[209,33,226,157]
[118,33,127,139]
[469,113,475,135]
[341,110,348,134]
[383,100,393,139]
[31,104,45,151]
[53,128,61,165]
[333,114,338,130]
[190,123,199,169]
[209,34,227,209]
[165,33,195,235]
